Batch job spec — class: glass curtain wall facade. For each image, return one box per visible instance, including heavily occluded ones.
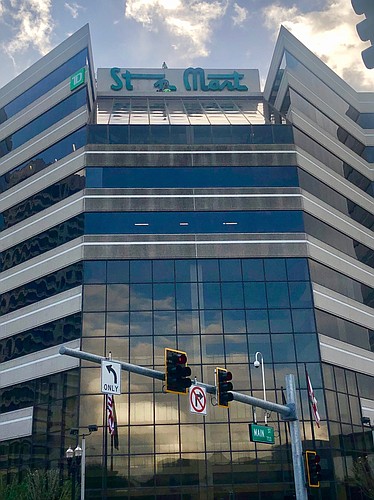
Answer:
[0,24,94,482]
[0,24,373,500]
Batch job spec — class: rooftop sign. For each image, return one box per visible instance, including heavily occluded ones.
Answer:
[97,67,261,96]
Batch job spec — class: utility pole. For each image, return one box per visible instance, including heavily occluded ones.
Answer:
[60,346,308,500]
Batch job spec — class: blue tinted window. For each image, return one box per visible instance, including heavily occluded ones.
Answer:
[289,282,313,308]
[223,310,246,333]
[292,309,316,332]
[295,334,319,362]
[107,261,130,283]
[85,166,299,189]
[243,282,267,309]
[266,282,290,308]
[84,261,106,283]
[219,259,242,281]
[242,259,264,281]
[246,310,269,333]
[86,124,294,146]
[0,49,88,124]
[269,309,292,333]
[130,261,152,283]
[264,259,287,281]
[286,258,309,281]
[221,283,244,309]
[0,128,86,194]
[175,260,197,282]
[271,334,296,362]
[153,260,174,282]
[0,88,87,159]
[84,211,304,235]
[199,283,221,309]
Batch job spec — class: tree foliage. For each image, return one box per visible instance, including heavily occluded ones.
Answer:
[0,469,73,500]
[350,456,374,500]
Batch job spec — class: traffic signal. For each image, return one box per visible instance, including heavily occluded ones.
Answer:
[215,367,234,408]
[352,0,374,68]
[165,348,192,395]
[305,450,321,488]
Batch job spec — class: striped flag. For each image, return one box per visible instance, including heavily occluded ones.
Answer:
[306,371,321,428]
[107,394,119,449]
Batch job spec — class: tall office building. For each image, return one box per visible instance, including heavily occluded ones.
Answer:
[0,24,373,499]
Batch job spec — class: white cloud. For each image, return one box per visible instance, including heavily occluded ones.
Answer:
[262,0,374,90]
[1,0,54,60]
[64,2,83,19]
[232,3,247,26]
[125,0,229,60]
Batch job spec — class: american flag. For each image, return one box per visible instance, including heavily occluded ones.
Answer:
[306,371,321,428]
[107,394,119,449]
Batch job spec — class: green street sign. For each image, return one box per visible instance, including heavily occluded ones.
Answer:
[249,424,275,444]
[70,68,85,91]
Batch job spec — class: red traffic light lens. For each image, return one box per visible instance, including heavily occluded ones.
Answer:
[314,454,321,464]
[178,353,187,364]
[226,371,233,381]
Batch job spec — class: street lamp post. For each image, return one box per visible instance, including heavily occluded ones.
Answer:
[254,351,267,425]
[66,425,98,500]
[66,445,82,500]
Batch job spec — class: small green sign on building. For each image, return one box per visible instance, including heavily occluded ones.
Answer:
[70,67,85,91]
[249,424,275,444]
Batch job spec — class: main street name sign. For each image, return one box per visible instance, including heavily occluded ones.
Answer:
[97,67,261,96]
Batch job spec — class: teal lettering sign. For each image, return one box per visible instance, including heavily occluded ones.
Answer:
[109,67,249,92]
[249,424,275,444]
[110,68,177,92]
[183,67,248,91]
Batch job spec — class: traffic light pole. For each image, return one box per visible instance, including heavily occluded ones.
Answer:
[60,346,308,500]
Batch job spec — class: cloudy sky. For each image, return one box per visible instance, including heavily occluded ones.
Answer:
[0,0,373,91]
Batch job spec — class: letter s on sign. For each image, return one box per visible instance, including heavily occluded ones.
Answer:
[110,67,123,91]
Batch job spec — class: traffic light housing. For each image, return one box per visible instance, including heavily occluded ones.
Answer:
[215,367,234,408]
[165,348,192,395]
[352,0,374,68]
[306,450,321,488]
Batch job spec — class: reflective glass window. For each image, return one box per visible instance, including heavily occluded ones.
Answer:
[0,128,86,194]
[199,283,221,309]
[130,284,152,310]
[242,259,264,281]
[243,282,267,309]
[246,309,269,333]
[0,215,84,272]
[0,88,87,159]
[289,282,313,308]
[223,310,246,333]
[84,261,106,283]
[268,309,292,333]
[1,263,83,315]
[292,309,316,332]
[271,334,296,362]
[175,260,197,282]
[85,166,299,189]
[176,282,198,310]
[84,211,305,235]
[0,48,88,124]
[107,261,130,283]
[221,283,244,309]
[264,259,287,281]
[266,282,290,308]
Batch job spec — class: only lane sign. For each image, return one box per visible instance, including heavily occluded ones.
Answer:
[101,360,121,395]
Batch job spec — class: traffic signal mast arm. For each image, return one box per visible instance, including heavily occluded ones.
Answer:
[59,345,294,419]
[60,345,307,500]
